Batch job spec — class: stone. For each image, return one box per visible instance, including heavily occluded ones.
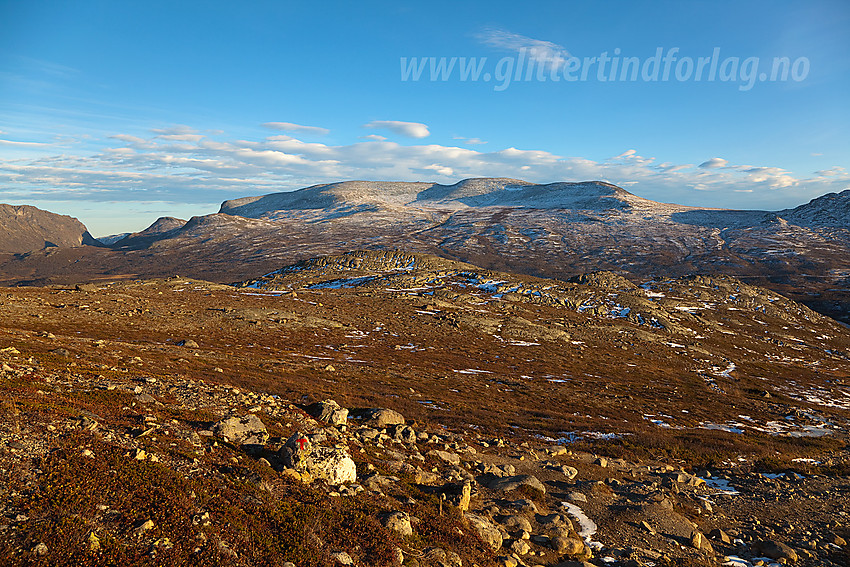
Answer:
[305,399,349,426]
[495,514,532,533]
[690,530,713,553]
[331,551,354,565]
[134,519,155,536]
[422,547,462,567]
[176,339,199,348]
[568,491,587,503]
[826,533,847,546]
[87,532,101,551]
[510,538,531,555]
[758,540,798,563]
[381,511,413,536]
[281,432,357,484]
[550,534,585,556]
[429,449,461,465]
[709,528,731,544]
[442,480,472,512]
[34,543,48,556]
[465,513,503,551]
[561,465,579,480]
[486,474,546,494]
[366,408,405,428]
[212,414,269,446]
[390,424,417,443]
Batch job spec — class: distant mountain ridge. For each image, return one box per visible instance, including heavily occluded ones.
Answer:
[0,204,100,254]
[779,189,850,227]
[2,179,849,324]
[219,178,646,218]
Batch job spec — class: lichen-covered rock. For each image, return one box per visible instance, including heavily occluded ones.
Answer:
[305,399,349,426]
[212,414,268,445]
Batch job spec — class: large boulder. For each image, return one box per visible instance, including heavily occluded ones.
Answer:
[212,414,268,445]
[305,399,349,426]
[464,513,503,551]
[365,408,405,428]
[281,432,356,484]
[757,540,798,563]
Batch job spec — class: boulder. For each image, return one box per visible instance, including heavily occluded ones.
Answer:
[465,513,503,551]
[690,530,713,554]
[550,534,585,556]
[281,432,356,484]
[757,540,798,563]
[380,511,413,537]
[366,408,405,428]
[428,449,461,465]
[389,424,417,443]
[305,399,349,426]
[495,514,532,533]
[212,414,268,445]
[442,480,472,512]
[485,474,546,494]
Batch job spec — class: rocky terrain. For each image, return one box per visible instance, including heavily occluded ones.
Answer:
[0,250,848,566]
[0,179,848,323]
[0,204,100,254]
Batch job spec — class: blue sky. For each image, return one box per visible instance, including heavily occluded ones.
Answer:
[1,0,848,235]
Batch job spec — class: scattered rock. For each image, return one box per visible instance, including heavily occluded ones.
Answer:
[176,339,199,348]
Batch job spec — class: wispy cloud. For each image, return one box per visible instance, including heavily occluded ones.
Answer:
[363,120,430,139]
[0,139,51,147]
[453,135,487,146]
[476,27,570,70]
[261,122,330,136]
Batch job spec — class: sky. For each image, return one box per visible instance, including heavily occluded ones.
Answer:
[1,0,848,236]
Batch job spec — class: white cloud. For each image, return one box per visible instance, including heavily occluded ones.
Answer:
[262,122,330,136]
[476,28,570,70]
[359,134,387,141]
[363,120,430,139]
[699,157,729,169]
[1,127,848,213]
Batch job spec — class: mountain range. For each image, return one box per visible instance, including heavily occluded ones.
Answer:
[1,179,848,322]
